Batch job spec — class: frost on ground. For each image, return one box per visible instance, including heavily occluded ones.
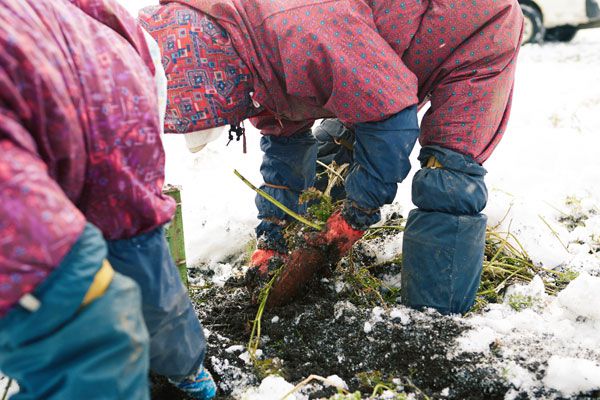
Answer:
[453,273,600,399]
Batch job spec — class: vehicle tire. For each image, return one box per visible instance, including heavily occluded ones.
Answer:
[545,25,578,42]
[520,3,545,44]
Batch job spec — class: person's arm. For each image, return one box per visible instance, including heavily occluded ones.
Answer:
[0,135,86,317]
[242,116,317,275]
[342,105,420,229]
[416,3,523,164]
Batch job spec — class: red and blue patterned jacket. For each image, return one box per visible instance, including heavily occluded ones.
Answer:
[0,0,175,317]
[148,0,522,163]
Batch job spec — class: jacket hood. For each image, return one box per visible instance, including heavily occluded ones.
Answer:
[139,3,256,133]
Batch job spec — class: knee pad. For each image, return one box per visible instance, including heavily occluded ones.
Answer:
[411,146,487,215]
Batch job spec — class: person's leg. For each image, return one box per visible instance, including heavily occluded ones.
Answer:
[0,224,149,400]
[255,130,319,249]
[107,228,216,399]
[400,2,523,315]
[106,227,206,382]
[401,146,488,315]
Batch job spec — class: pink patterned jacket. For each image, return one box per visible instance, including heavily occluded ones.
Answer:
[0,0,175,317]
[159,0,523,163]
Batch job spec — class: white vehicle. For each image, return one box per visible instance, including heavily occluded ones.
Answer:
[520,0,600,43]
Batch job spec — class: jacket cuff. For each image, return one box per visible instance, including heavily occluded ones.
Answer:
[341,201,381,231]
[256,220,288,253]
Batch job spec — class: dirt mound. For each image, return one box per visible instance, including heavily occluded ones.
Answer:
[151,261,510,400]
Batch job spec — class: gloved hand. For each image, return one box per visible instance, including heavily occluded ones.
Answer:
[313,119,355,165]
[247,219,289,283]
[268,106,419,307]
[266,211,365,308]
[308,211,365,257]
[248,248,287,278]
[313,119,354,202]
[170,365,217,400]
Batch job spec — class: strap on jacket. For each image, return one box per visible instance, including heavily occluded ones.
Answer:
[81,260,115,307]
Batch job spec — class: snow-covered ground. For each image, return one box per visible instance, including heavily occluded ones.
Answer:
[2,1,599,398]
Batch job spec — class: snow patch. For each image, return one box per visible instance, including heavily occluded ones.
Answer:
[557,273,600,320]
[239,350,263,365]
[241,375,297,400]
[324,375,349,391]
[502,361,536,390]
[333,301,358,323]
[543,356,600,396]
[225,345,245,354]
[209,263,234,287]
[389,307,411,325]
[456,326,497,354]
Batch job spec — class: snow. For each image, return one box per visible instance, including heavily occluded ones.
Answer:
[503,361,537,391]
[334,300,359,324]
[225,345,245,354]
[241,374,349,400]
[162,138,263,266]
[453,273,600,396]
[364,306,388,333]
[239,350,263,365]
[0,378,18,398]
[241,375,296,400]
[389,307,411,325]
[455,326,497,354]
[206,262,235,288]
[325,375,349,391]
[557,272,600,320]
[543,356,600,396]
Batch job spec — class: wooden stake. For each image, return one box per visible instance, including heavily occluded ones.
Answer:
[164,184,189,289]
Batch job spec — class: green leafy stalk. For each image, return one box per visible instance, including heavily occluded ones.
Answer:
[247,267,283,360]
[234,170,323,231]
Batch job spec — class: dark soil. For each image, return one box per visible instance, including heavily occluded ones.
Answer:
[151,256,513,400]
[147,202,600,400]
[150,230,597,400]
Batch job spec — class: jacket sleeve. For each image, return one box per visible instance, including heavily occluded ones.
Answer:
[250,114,315,138]
[267,0,419,125]
[0,129,86,317]
[342,105,420,229]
